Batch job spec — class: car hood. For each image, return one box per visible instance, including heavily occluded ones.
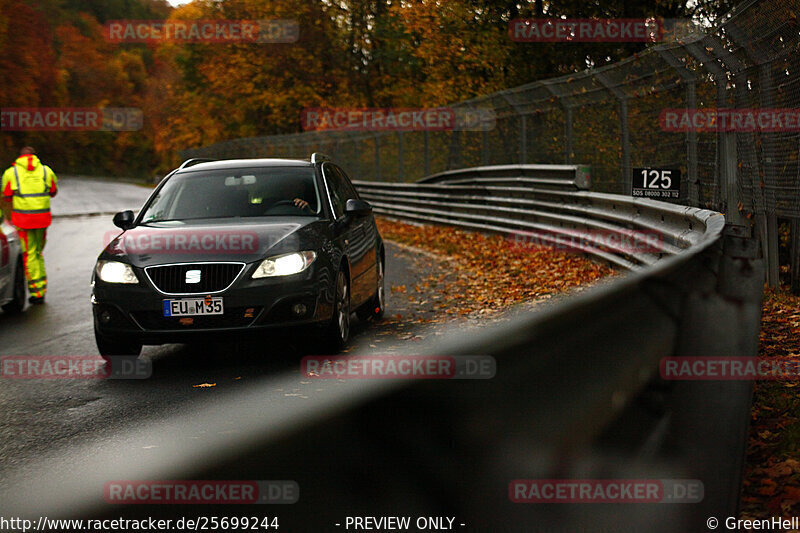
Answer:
[102,217,324,268]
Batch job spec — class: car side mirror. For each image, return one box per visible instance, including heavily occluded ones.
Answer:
[344,199,372,217]
[113,210,135,230]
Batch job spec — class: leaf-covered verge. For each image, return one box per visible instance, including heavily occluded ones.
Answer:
[376,217,615,320]
[741,289,800,519]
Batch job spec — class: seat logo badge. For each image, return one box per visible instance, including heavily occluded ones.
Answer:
[185,269,201,284]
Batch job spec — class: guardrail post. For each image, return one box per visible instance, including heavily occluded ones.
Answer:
[596,72,631,194]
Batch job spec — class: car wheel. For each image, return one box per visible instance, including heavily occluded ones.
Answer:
[321,269,350,351]
[95,324,142,360]
[356,254,384,321]
[1,258,25,315]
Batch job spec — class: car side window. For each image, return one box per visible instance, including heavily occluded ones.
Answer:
[322,163,346,219]
[334,165,359,201]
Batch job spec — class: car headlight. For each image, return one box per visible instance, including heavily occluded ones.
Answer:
[95,260,139,284]
[252,251,316,278]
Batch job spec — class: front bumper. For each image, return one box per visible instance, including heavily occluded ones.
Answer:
[92,267,333,345]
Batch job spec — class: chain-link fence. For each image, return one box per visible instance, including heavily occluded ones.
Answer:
[181,0,800,292]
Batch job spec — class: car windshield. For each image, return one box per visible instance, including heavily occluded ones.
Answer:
[140,166,321,222]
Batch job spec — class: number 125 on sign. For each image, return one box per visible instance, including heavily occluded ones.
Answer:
[632,168,681,199]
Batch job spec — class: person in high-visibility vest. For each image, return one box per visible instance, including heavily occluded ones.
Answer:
[1,147,58,304]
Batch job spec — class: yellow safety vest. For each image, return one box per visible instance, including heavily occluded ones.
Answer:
[3,157,57,228]
[11,164,52,215]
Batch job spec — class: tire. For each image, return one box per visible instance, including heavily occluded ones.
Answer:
[95,324,142,359]
[1,258,25,315]
[320,269,350,352]
[356,254,385,322]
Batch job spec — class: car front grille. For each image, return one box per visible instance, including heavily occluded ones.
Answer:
[144,262,245,294]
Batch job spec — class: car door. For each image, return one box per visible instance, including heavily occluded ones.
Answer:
[335,165,378,303]
[321,163,366,304]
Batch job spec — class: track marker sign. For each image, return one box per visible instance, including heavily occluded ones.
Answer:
[632,168,680,199]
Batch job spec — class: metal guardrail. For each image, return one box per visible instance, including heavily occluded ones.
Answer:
[417,163,592,190]
[355,170,708,271]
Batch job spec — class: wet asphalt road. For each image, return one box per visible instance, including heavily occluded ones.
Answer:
[0,178,451,479]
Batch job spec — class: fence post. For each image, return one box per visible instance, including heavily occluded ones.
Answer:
[686,42,743,225]
[757,65,781,287]
[656,48,700,206]
[709,35,777,286]
[373,134,381,181]
[712,30,780,286]
[397,132,405,182]
[564,107,574,163]
[448,130,462,170]
[352,135,361,179]
[597,72,631,194]
[482,127,489,166]
[543,81,574,164]
[423,130,430,176]
[732,27,781,288]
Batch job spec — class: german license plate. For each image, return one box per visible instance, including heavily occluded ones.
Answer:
[163,297,223,317]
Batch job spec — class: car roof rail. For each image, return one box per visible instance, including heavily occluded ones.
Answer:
[178,158,217,170]
[310,153,331,164]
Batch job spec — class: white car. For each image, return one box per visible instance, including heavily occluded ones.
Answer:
[0,213,25,314]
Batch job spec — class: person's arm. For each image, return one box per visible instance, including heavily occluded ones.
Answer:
[47,166,58,197]
[292,198,310,210]
[1,169,12,221]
